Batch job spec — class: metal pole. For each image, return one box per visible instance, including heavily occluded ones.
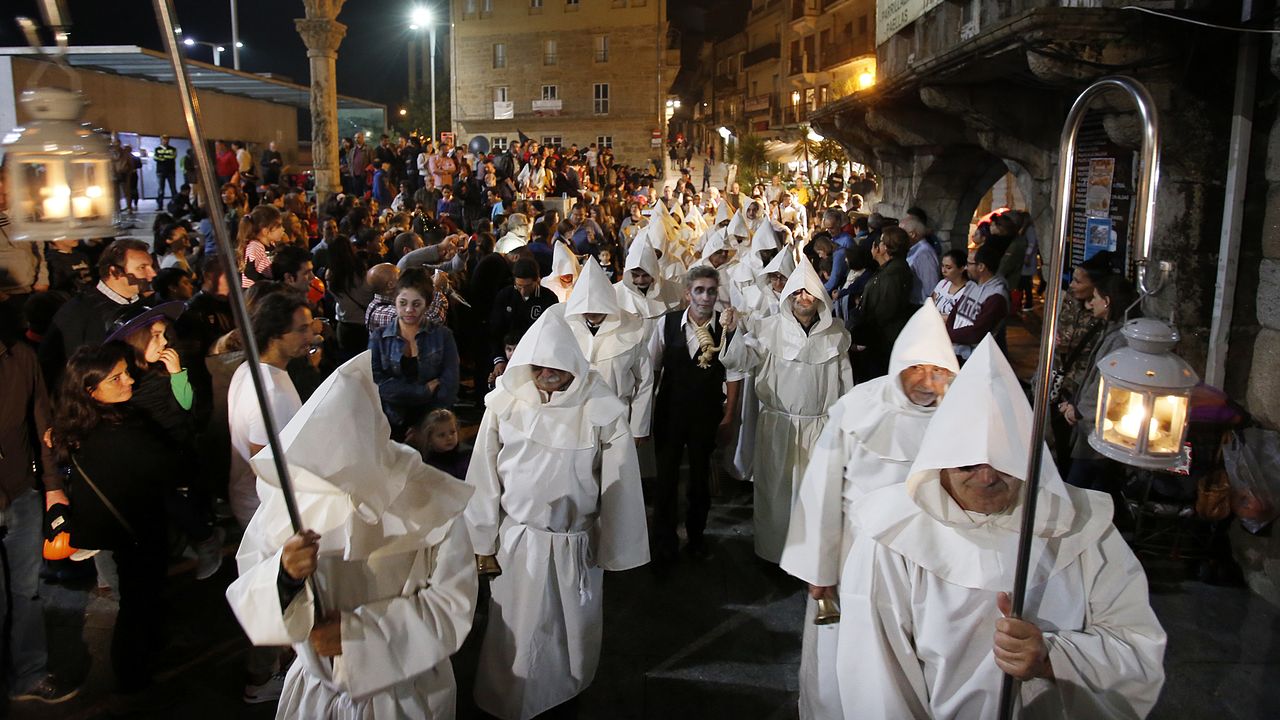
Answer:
[408,36,416,100]
[230,0,240,70]
[151,0,326,616]
[996,75,1159,720]
[213,45,221,67]
[429,24,437,142]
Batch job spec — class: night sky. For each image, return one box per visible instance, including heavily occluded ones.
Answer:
[2,0,750,108]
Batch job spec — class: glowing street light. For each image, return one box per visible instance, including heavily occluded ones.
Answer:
[399,108,408,116]
[857,71,876,90]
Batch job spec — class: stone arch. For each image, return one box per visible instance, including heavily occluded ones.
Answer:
[909,146,1010,251]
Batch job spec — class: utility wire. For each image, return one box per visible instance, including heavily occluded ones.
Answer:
[1122,5,1280,34]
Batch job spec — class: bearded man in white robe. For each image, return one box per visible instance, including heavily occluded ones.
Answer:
[227,354,478,719]
[839,336,1165,718]
[548,257,655,440]
[722,254,853,563]
[615,238,685,334]
[466,311,650,720]
[780,300,959,719]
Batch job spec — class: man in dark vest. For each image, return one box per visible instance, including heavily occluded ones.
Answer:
[647,265,743,562]
[153,135,178,209]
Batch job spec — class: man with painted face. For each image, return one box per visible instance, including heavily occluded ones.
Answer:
[548,258,655,441]
[722,255,853,564]
[780,300,959,720]
[466,311,649,719]
[647,265,744,561]
[39,238,157,389]
[836,337,1165,718]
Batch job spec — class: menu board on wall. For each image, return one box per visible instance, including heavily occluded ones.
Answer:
[1068,116,1135,274]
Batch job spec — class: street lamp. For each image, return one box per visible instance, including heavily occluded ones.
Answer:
[182,37,242,67]
[409,5,438,142]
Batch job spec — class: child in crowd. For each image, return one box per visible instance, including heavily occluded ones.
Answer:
[405,408,471,480]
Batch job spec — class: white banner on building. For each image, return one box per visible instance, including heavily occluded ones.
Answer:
[493,101,514,120]
[876,0,944,45]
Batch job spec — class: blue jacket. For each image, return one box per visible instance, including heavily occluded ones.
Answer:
[369,321,459,426]
[823,231,856,295]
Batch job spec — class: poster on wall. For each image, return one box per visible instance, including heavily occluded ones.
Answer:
[1068,115,1135,279]
[1084,217,1115,260]
[1085,158,1115,218]
[877,0,945,45]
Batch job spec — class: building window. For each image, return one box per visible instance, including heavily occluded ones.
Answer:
[597,135,613,148]
[542,85,559,100]
[543,39,558,65]
[593,83,610,115]
[530,0,543,8]
[493,43,506,68]
[491,136,508,151]
[594,35,609,63]
[464,0,476,14]
[494,86,509,102]
[632,0,646,5]
[482,0,493,11]
[567,0,580,6]
[542,136,563,147]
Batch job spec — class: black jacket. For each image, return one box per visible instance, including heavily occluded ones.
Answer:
[488,285,558,363]
[39,286,141,390]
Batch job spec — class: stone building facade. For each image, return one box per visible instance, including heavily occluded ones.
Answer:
[448,0,678,166]
[807,0,1280,604]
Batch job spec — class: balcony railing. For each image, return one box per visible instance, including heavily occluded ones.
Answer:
[713,74,739,92]
[744,42,781,68]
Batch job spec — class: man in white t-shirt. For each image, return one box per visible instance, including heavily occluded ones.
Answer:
[228,291,315,527]
[226,290,318,704]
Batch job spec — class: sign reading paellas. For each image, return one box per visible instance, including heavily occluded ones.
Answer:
[877,0,944,45]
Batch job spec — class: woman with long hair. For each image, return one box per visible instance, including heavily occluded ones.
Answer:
[325,235,373,358]
[235,204,283,288]
[369,268,460,437]
[51,344,183,698]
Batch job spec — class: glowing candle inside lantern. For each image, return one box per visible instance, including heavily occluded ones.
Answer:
[42,185,71,219]
[72,195,93,218]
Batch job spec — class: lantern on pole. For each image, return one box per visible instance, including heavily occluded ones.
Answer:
[2,87,116,242]
[1090,317,1198,468]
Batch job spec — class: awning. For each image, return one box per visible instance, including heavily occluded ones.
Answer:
[0,45,384,112]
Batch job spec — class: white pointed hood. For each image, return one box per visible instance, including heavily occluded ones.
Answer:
[727,206,751,240]
[714,198,732,225]
[748,219,783,267]
[758,244,797,284]
[617,239,683,318]
[564,257,621,319]
[852,336,1112,590]
[694,228,733,267]
[540,242,581,301]
[489,311,626,449]
[753,253,847,363]
[839,299,960,460]
[251,353,473,561]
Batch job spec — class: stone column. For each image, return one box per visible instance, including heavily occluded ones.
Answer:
[296,0,348,204]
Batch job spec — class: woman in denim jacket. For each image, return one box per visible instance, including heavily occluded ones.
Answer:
[370,268,459,436]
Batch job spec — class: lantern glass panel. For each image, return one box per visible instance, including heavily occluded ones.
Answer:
[1148,392,1188,455]
[1098,380,1150,451]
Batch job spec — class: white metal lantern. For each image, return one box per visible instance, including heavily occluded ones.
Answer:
[2,87,116,242]
[1089,317,1199,469]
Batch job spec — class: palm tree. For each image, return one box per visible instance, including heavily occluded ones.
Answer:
[815,139,847,183]
[794,127,821,186]
[737,133,768,190]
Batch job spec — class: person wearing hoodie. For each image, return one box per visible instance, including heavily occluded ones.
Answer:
[835,337,1165,718]
[465,312,649,720]
[540,241,581,304]
[721,255,853,564]
[780,301,958,720]
[946,241,1011,361]
[547,258,655,440]
[226,355,477,719]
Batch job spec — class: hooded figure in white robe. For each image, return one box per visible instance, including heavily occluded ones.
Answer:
[465,311,650,720]
[615,237,685,331]
[639,221,688,287]
[839,337,1166,718]
[728,219,785,312]
[226,353,478,719]
[746,246,798,322]
[779,300,960,720]
[540,241,581,303]
[722,255,853,563]
[548,257,656,439]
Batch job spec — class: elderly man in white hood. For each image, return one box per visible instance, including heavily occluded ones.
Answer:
[837,337,1165,718]
[465,311,650,720]
[722,254,853,563]
[226,354,478,718]
[779,300,959,720]
[547,257,655,440]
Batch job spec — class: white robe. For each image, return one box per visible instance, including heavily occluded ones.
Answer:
[229,510,476,719]
[465,314,649,720]
[779,301,959,720]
